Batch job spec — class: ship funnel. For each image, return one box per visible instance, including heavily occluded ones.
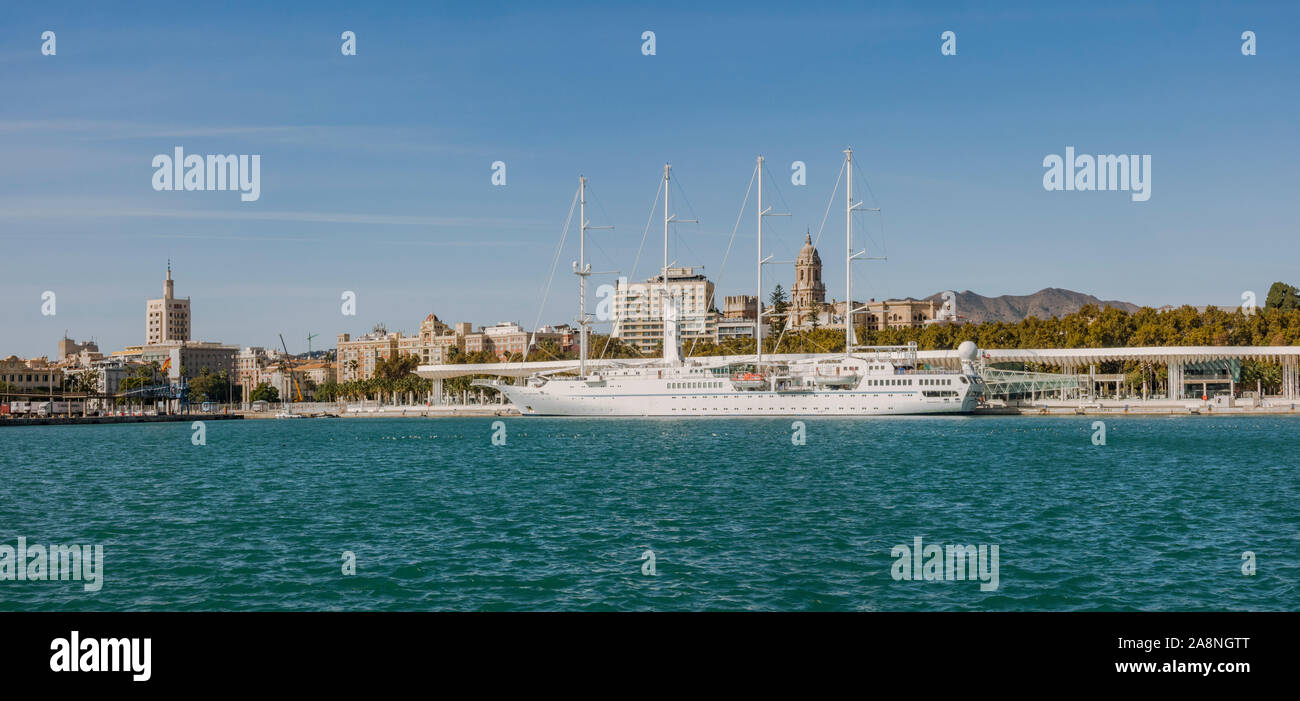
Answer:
[662,289,683,366]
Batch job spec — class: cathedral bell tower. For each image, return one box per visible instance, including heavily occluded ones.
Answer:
[790,232,826,327]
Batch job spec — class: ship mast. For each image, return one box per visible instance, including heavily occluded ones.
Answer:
[572,175,611,379]
[578,176,590,378]
[845,148,855,351]
[756,156,763,372]
[663,164,670,294]
[844,147,881,354]
[577,175,611,378]
[661,163,696,367]
[756,155,789,375]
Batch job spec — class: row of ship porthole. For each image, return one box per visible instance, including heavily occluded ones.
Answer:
[667,406,895,411]
[666,394,912,401]
[667,381,726,389]
[865,378,957,387]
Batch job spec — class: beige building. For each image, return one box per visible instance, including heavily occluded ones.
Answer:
[462,322,528,358]
[817,298,938,331]
[258,365,311,402]
[0,356,63,394]
[723,295,758,320]
[235,346,278,400]
[613,267,719,353]
[337,325,401,381]
[863,298,939,330]
[339,315,566,375]
[340,316,479,380]
[146,263,191,344]
[296,360,336,386]
[139,342,237,380]
[484,322,529,357]
[234,347,332,402]
[236,346,270,387]
[533,325,576,355]
[111,346,144,361]
[462,331,485,354]
[61,347,105,369]
[439,320,569,361]
[58,336,100,362]
[397,313,460,365]
[716,295,758,341]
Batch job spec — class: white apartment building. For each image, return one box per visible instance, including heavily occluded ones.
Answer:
[612,267,718,353]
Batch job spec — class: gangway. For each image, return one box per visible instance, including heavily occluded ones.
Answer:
[978,366,1081,400]
[119,378,192,411]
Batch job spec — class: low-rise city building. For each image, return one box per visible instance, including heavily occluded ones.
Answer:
[337,325,401,381]
[58,336,101,363]
[296,360,335,386]
[863,298,939,330]
[258,364,310,401]
[397,313,460,365]
[716,318,757,341]
[90,359,133,398]
[483,322,530,357]
[533,324,576,355]
[716,295,758,341]
[0,356,64,395]
[138,341,238,380]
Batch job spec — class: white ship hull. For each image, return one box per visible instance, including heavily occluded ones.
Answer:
[496,368,981,417]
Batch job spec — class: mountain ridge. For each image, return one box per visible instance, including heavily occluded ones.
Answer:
[919,287,1140,323]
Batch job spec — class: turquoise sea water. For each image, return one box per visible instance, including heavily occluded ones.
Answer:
[0,416,1296,611]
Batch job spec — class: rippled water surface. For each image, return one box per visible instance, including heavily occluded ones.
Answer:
[1,416,1296,610]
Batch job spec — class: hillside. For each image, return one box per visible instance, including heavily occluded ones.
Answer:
[922,288,1140,323]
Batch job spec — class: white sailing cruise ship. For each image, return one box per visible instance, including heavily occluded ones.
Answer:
[493,345,983,417]
[487,149,986,417]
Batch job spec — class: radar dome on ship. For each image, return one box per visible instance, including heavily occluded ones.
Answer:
[957,341,979,362]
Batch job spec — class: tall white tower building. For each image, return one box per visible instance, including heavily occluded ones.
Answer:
[146,261,191,344]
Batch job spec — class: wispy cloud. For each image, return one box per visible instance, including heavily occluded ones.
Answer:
[138,233,546,247]
[0,120,297,138]
[0,120,494,156]
[0,205,548,229]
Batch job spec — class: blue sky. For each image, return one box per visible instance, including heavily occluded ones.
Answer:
[1,0,1297,358]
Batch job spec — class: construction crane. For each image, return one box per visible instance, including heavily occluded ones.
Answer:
[306,333,319,357]
[279,333,304,403]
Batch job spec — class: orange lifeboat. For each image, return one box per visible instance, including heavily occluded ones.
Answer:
[730,372,768,390]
